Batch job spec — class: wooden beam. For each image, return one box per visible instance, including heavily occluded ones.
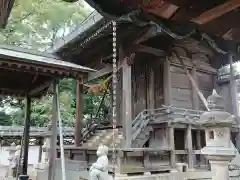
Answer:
[87,66,112,81]
[146,2,179,19]
[163,57,171,105]
[185,125,193,169]
[131,44,166,57]
[28,80,53,96]
[122,55,133,148]
[229,54,239,116]
[191,67,199,110]
[75,80,83,146]
[148,67,155,110]
[21,96,31,175]
[168,127,176,168]
[134,27,161,44]
[48,81,58,180]
[191,0,240,25]
[87,45,165,81]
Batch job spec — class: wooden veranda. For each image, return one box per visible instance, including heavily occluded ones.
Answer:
[0,45,95,180]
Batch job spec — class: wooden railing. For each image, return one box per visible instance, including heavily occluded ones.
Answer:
[131,106,204,143]
[0,126,75,137]
[78,105,205,146]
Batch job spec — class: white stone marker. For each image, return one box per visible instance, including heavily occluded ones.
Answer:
[199,90,238,180]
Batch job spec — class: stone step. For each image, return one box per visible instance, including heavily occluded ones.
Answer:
[81,128,123,148]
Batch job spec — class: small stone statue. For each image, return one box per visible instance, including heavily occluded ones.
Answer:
[42,138,50,163]
[89,145,109,180]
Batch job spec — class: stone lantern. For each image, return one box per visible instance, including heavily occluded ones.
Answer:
[7,142,17,177]
[199,89,238,180]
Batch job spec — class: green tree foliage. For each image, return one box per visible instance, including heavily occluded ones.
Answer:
[0,0,110,127]
[0,0,91,49]
[0,111,11,126]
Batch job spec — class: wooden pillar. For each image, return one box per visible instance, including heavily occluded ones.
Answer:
[117,48,124,126]
[114,150,122,177]
[75,79,83,146]
[21,96,31,178]
[196,130,204,166]
[143,151,150,167]
[122,58,132,148]
[186,125,193,169]
[229,54,240,149]
[38,138,43,163]
[164,58,171,105]
[168,127,175,168]
[191,67,199,110]
[48,81,58,180]
[196,130,202,150]
[148,67,155,110]
[229,54,238,116]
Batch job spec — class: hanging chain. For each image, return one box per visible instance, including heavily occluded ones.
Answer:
[112,20,117,179]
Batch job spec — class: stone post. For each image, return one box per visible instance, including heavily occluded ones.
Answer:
[7,142,17,177]
[42,138,51,164]
[14,145,22,177]
[199,90,238,180]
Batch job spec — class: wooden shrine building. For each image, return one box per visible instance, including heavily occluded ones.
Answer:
[51,0,240,175]
[0,45,94,180]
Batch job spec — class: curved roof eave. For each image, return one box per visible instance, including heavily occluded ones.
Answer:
[49,11,105,54]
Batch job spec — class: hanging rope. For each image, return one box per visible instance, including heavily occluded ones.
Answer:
[112,20,117,179]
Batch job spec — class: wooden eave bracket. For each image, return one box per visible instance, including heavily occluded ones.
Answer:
[0,60,86,79]
[28,80,53,97]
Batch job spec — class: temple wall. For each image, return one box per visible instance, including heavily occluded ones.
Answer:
[131,56,164,118]
[130,53,216,117]
[168,54,216,111]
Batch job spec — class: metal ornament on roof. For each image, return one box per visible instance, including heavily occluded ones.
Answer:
[112,20,117,179]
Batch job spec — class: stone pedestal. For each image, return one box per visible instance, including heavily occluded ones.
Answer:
[199,90,238,180]
[210,160,230,180]
[31,138,51,180]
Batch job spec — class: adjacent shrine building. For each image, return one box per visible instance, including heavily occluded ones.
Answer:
[51,10,240,174]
